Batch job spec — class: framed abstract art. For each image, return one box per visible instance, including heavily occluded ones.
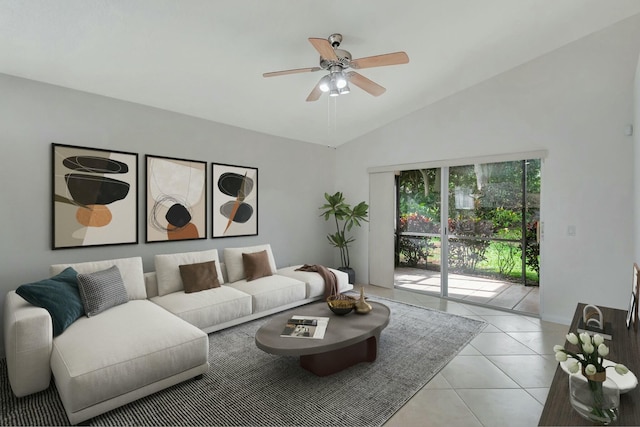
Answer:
[211,163,258,238]
[52,143,138,249]
[146,155,207,242]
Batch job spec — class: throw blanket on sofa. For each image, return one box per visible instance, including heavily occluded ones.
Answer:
[295,264,337,300]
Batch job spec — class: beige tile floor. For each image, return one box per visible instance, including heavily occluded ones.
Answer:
[358,284,568,427]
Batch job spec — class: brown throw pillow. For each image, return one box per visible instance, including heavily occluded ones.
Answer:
[179,260,220,294]
[242,250,273,281]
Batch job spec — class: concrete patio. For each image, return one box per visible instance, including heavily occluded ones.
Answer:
[394,267,539,316]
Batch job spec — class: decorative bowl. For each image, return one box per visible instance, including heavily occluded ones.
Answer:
[327,295,355,315]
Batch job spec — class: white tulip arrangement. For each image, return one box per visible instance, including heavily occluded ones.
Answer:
[554,332,629,377]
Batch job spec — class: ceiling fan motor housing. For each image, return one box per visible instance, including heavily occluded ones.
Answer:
[320,49,352,70]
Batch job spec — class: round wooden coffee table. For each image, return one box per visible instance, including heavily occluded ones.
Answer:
[255,301,390,376]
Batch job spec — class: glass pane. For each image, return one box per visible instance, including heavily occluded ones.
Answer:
[448,161,527,283]
[449,162,523,240]
[524,159,541,285]
[396,168,442,294]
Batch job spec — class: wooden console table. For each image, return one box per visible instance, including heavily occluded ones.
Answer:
[539,303,640,425]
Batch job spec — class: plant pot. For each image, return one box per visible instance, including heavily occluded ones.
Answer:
[569,372,619,425]
[338,267,355,284]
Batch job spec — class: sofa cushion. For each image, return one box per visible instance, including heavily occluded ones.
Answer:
[50,300,208,414]
[277,265,351,298]
[155,249,224,296]
[15,267,84,336]
[50,257,146,301]
[77,266,129,317]
[242,250,273,281]
[227,274,305,313]
[224,244,277,283]
[151,286,252,330]
[179,260,221,293]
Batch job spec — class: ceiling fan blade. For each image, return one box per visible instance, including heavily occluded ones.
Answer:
[308,37,338,61]
[263,67,321,78]
[347,72,386,96]
[306,82,323,102]
[350,52,409,69]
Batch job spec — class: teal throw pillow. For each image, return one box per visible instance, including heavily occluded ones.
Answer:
[16,267,85,336]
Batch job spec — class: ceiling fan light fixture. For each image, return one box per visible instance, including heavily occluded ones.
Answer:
[339,83,350,95]
[335,71,347,89]
[318,75,331,92]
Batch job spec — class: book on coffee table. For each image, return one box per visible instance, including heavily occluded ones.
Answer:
[280,316,330,339]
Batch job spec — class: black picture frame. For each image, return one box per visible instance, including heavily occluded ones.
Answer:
[145,155,207,243]
[52,143,138,249]
[634,263,640,332]
[211,163,258,238]
[626,293,636,329]
[629,263,640,330]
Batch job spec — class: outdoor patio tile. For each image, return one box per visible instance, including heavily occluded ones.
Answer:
[440,355,520,388]
[486,354,557,388]
[470,332,537,355]
[456,388,543,427]
[514,287,540,314]
[384,389,482,427]
[393,267,540,315]
[461,290,497,303]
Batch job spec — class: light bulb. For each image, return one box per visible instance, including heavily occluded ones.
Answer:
[318,75,330,92]
[335,72,347,89]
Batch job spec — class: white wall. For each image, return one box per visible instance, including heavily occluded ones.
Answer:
[635,46,640,265]
[0,74,338,356]
[337,14,640,324]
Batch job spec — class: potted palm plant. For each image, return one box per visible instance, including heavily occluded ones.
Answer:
[319,192,369,284]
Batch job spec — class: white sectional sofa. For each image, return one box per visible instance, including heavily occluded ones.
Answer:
[3,244,350,424]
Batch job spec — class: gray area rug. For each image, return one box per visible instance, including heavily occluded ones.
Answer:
[0,296,486,426]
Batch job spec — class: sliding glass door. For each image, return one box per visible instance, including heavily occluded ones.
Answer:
[395,168,444,293]
[395,159,540,312]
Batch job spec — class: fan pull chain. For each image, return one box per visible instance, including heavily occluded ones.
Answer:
[326,96,338,137]
[333,96,337,134]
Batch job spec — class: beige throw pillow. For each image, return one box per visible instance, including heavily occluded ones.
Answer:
[242,250,273,281]
[179,260,221,293]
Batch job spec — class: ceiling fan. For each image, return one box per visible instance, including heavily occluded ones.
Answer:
[263,33,409,102]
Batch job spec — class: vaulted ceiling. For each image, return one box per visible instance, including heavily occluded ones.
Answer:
[2,1,640,146]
